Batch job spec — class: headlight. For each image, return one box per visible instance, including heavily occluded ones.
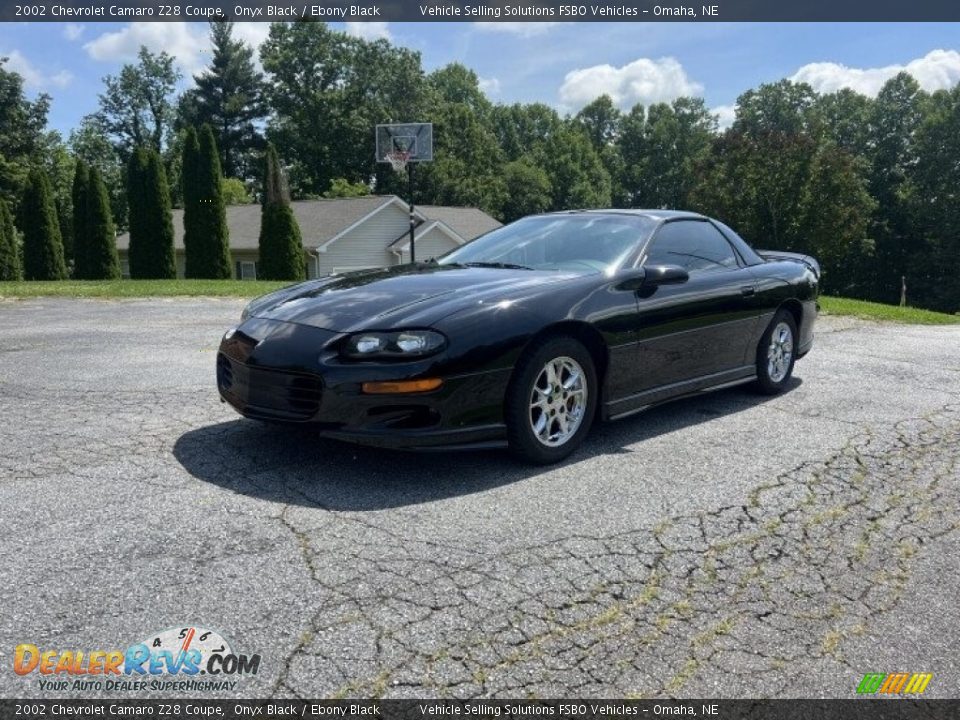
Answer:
[342,330,447,359]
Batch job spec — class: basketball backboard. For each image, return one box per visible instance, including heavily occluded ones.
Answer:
[376,123,434,165]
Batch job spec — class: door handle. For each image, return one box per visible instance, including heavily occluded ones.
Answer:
[741,286,756,297]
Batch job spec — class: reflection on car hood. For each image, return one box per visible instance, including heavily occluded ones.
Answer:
[250,264,578,332]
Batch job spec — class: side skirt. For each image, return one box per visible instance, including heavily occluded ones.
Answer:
[603,365,757,422]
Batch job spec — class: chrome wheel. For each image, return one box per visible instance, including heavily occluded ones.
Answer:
[767,321,794,383]
[529,356,588,447]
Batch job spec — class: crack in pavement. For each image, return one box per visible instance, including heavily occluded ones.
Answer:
[272,404,960,698]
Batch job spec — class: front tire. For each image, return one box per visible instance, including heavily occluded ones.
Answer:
[505,336,598,464]
[754,310,797,394]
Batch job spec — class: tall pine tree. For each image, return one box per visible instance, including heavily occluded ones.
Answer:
[183,125,231,278]
[84,167,121,280]
[19,168,67,280]
[0,199,21,281]
[128,147,176,278]
[71,159,91,278]
[258,144,305,280]
[177,21,265,178]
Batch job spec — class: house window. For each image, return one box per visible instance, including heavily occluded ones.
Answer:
[235,261,257,280]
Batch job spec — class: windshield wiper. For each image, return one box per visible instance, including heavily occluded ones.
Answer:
[463,261,534,270]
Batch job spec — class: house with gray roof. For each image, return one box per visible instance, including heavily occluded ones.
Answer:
[115,196,501,280]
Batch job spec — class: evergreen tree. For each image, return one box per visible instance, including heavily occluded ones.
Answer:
[71,159,91,278]
[183,125,231,278]
[84,167,121,280]
[128,147,176,278]
[181,127,201,276]
[19,168,67,280]
[177,22,266,178]
[258,143,305,281]
[0,199,21,280]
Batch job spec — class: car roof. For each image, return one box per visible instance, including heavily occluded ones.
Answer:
[544,208,707,221]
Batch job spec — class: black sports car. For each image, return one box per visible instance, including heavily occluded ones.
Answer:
[217,210,819,463]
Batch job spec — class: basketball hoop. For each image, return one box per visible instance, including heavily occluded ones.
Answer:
[385,149,411,174]
[375,123,434,263]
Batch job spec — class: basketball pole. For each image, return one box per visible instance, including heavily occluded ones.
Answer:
[408,162,416,264]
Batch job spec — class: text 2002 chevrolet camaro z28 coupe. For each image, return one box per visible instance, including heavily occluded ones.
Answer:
[217,210,819,464]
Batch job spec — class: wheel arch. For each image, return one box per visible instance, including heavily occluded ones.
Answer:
[778,298,803,333]
[521,321,610,400]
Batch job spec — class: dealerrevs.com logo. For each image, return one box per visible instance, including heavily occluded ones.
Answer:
[13,626,261,693]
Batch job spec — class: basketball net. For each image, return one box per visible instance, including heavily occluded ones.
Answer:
[385,150,411,173]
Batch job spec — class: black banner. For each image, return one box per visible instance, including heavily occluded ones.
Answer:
[2,700,960,720]
[2,0,960,22]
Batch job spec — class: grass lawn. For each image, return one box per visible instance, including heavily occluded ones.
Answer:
[1,281,958,325]
[818,296,960,325]
[0,279,291,299]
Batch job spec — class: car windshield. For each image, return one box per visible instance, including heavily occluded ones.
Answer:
[439,214,655,274]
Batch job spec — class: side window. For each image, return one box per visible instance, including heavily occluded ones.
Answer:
[644,221,740,274]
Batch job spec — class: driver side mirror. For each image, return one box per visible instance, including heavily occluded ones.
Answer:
[643,264,689,286]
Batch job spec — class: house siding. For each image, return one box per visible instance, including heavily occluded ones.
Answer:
[397,227,460,264]
[118,249,290,280]
[318,203,410,274]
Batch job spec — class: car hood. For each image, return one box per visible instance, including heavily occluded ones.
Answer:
[248,264,578,332]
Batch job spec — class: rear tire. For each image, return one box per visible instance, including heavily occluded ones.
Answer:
[505,336,598,464]
[754,309,797,395]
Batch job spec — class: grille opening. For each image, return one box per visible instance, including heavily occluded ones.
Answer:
[216,354,233,390]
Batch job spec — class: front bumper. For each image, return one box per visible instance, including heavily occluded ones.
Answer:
[216,318,510,449]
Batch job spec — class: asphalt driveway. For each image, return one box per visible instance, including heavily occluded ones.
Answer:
[0,298,958,699]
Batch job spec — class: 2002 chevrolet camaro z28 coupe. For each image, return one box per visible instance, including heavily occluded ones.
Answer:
[218,210,819,463]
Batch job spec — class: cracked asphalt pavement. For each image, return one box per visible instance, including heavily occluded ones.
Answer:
[1,298,958,699]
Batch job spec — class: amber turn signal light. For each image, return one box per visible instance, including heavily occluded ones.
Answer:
[361,378,443,394]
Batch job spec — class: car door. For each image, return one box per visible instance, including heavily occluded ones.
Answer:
[631,219,761,397]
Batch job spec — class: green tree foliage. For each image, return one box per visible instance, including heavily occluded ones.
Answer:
[0,57,51,206]
[261,22,426,196]
[492,103,564,162]
[866,73,926,304]
[501,158,552,222]
[904,85,960,312]
[182,126,231,278]
[325,178,370,198]
[71,159,90,277]
[222,177,253,205]
[257,144,305,281]
[18,168,67,280]
[97,47,181,159]
[618,98,715,209]
[536,126,611,210]
[127,147,176,279]
[70,115,127,230]
[0,199,21,280]
[177,22,266,179]
[81,167,120,280]
[691,83,875,296]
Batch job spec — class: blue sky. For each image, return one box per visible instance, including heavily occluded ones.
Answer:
[1,21,958,137]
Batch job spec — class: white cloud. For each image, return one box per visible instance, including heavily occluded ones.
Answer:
[63,23,85,41]
[478,76,501,96]
[474,22,558,38]
[83,22,209,74]
[712,104,736,130]
[232,22,271,53]
[559,57,704,111]
[790,49,960,97]
[345,22,391,42]
[1,49,73,89]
